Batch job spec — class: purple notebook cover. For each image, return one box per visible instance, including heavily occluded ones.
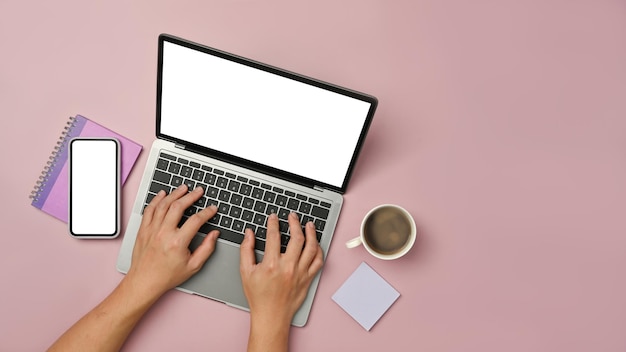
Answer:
[30,114,142,222]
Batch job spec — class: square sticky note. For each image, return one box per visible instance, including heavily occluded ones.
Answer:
[332,262,400,331]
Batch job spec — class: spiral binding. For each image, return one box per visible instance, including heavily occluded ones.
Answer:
[29,116,78,202]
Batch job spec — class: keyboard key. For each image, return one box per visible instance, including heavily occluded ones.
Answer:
[153,169,171,184]
[298,202,311,214]
[170,175,183,187]
[218,203,230,214]
[184,206,197,217]
[195,197,206,207]
[196,183,208,195]
[178,158,189,165]
[275,195,288,207]
[240,184,252,196]
[156,158,169,171]
[314,218,326,231]
[244,223,256,233]
[242,210,254,222]
[220,216,234,229]
[201,165,212,172]
[204,173,216,185]
[228,180,241,192]
[287,198,300,211]
[145,192,156,204]
[229,206,243,219]
[232,220,244,232]
[285,190,296,197]
[199,223,244,244]
[237,176,248,183]
[168,162,181,174]
[181,166,193,178]
[189,161,200,168]
[218,190,231,202]
[242,197,255,209]
[192,169,204,181]
[255,239,266,252]
[208,213,220,224]
[261,183,272,190]
[249,180,260,186]
[230,193,243,206]
[309,198,320,205]
[183,179,195,190]
[320,201,332,208]
[216,177,228,189]
[279,221,289,233]
[277,208,290,220]
[251,187,264,199]
[302,215,314,226]
[296,194,307,201]
[263,191,276,203]
[160,152,177,161]
[316,231,323,242]
[207,186,219,198]
[272,186,284,194]
[254,200,267,213]
[266,204,278,215]
[225,172,236,179]
[253,213,266,226]
[311,205,329,219]
[213,168,224,175]
[206,198,219,207]
[256,226,267,239]
[281,234,290,246]
[149,181,171,195]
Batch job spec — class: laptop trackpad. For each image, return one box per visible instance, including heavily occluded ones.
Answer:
[179,235,262,310]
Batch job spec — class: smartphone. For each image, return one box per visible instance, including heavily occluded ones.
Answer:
[69,138,121,238]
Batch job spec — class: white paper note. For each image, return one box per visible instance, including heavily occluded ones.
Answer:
[332,262,401,331]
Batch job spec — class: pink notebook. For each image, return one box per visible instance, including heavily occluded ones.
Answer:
[29,115,142,222]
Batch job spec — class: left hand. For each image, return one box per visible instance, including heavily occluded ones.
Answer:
[126,185,220,297]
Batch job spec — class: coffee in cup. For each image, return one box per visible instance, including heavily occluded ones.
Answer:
[346,204,416,260]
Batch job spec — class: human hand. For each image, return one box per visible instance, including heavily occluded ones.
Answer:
[126,184,220,298]
[240,212,324,327]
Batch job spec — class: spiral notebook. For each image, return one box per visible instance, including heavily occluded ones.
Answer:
[29,114,142,222]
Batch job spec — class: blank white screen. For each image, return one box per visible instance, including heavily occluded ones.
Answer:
[160,41,372,188]
[70,139,118,235]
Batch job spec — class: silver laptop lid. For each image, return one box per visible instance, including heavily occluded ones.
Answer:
[156,34,377,194]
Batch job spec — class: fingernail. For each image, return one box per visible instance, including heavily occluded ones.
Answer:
[209,204,217,211]
[290,212,299,219]
[195,186,204,193]
[269,213,278,220]
[307,221,315,228]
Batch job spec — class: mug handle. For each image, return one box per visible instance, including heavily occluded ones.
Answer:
[345,236,363,249]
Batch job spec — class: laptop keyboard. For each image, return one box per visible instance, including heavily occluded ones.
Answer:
[143,152,331,253]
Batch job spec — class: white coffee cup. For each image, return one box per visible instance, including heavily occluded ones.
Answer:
[346,204,416,260]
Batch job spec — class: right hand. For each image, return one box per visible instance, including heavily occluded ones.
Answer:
[239,212,324,325]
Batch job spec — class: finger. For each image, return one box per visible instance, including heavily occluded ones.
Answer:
[298,221,320,268]
[180,204,218,242]
[152,184,188,226]
[264,213,281,260]
[284,212,306,259]
[307,241,324,278]
[187,230,220,273]
[140,190,166,228]
[239,228,257,273]
[162,186,204,228]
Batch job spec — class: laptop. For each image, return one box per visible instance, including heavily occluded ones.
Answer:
[116,34,378,327]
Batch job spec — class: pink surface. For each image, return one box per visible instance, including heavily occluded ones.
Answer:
[1,1,625,351]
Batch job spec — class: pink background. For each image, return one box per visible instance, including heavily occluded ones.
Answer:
[1,0,625,351]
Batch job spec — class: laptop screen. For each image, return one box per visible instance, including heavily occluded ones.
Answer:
[158,37,376,191]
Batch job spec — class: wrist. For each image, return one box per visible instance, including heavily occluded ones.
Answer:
[248,310,291,352]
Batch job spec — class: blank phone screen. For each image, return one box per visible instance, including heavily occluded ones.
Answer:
[69,138,120,237]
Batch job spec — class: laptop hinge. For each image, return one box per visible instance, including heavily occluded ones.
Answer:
[313,185,325,192]
[174,143,186,150]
